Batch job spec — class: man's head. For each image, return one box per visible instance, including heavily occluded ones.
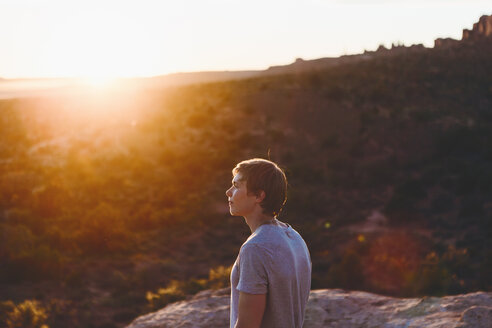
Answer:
[231,158,287,217]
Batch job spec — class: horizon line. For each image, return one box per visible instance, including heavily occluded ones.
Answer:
[0,42,431,81]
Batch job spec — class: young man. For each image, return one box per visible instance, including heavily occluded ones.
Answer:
[226,158,312,328]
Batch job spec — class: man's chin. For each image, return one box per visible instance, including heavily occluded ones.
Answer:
[229,210,240,217]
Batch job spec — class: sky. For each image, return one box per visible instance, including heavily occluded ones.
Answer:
[0,0,490,79]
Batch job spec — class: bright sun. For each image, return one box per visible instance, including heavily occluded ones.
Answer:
[47,9,156,79]
[84,76,116,88]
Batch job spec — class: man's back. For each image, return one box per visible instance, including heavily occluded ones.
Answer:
[230,219,312,328]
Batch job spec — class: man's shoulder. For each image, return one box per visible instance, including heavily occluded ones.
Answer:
[245,227,281,246]
[240,236,277,256]
[241,239,271,252]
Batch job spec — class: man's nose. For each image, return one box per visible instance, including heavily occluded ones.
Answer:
[225,188,231,197]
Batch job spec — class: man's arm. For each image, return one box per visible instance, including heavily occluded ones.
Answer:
[234,291,266,328]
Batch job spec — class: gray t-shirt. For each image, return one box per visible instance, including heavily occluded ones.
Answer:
[230,219,312,328]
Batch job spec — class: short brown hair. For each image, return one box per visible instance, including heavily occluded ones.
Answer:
[232,158,287,217]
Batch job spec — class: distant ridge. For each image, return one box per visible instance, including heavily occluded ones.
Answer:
[435,13,492,47]
[1,14,491,99]
[463,14,492,40]
[145,70,262,87]
[142,13,492,83]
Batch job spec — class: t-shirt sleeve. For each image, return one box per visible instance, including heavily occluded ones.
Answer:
[236,244,269,294]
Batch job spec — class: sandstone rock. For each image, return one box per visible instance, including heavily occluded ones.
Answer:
[462,14,492,40]
[127,288,230,328]
[126,288,492,328]
[462,29,473,40]
[460,305,492,328]
[434,38,459,48]
[434,14,492,48]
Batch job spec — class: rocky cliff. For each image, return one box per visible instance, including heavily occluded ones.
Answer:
[435,14,492,47]
[270,14,492,76]
[463,14,492,40]
[126,288,492,328]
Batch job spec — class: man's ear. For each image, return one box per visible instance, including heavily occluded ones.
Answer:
[256,190,266,203]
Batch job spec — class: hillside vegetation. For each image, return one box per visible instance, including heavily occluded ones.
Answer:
[0,38,491,328]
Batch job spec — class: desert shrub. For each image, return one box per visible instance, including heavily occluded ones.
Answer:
[0,224,59,283]
[430,192,454,213]
[400,244,471,296]
[459,195,485,218]
[362,232,424,296]
[25,245,63,281]
[0,301,16,327]
[186,110,212,129]
[135,260,181,289]
[127,204,160,231]
[3,209,36,229]
[181,278,209,295]
[360,110,377,127]
[412,252,453,296]
[75,202,130,255]
[207,265,232,289]
[146,265,232,310]
[435,126,490,158]
[31,183,65,219]
[323,83,345,101]
[385,178,426,221]
[65,270,85,289]
[2,245,63,283]
[111,310,138,323]
[0,104,31,158]
[146,280,188,310]
[409,107,439,123]
[0,223,34,259]
[43,227,72,252]
[327,250,365,290]
[108,290,144,308]
[2,300,48,328]
[0,171,37,209]
[43,298,77,328]
[321,134,339,149]
[107,270,130,291]
[95,322,117,328]
[440,246,470,281]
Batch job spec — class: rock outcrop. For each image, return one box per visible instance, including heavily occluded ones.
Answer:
[126,288,492,328]
[462,15,492,40]
[434,37,459,48]
[434,14,492,49]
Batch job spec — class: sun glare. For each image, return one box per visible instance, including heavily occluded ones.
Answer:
[84,76,116,88]
[42,8,157,79]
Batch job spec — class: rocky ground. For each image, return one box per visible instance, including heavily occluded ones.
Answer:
[126,288,492,328]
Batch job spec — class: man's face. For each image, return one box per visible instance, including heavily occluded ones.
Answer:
[225,173,258,217]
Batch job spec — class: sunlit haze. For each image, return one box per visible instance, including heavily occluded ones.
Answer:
[0,0,490,79]
[0,2,491,327]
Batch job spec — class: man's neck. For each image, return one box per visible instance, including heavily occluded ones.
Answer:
[244,213,275,234]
